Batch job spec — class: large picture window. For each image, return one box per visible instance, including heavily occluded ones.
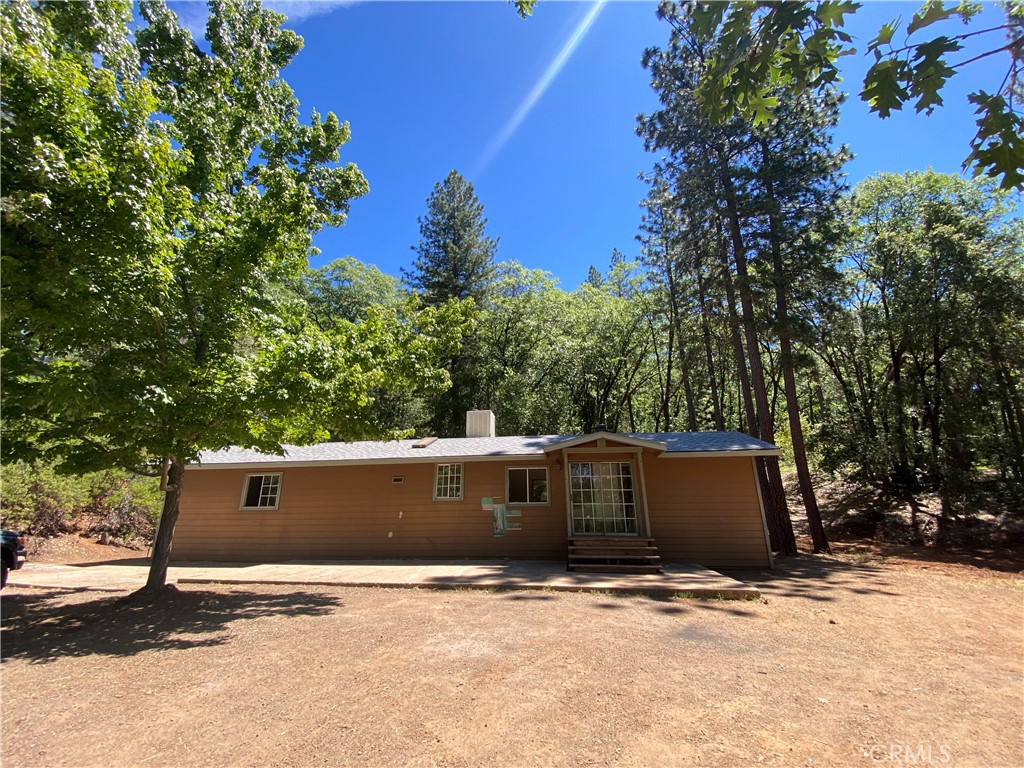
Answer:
[434,463,463,500]
[241,473,282,510]
[507,467,548,505]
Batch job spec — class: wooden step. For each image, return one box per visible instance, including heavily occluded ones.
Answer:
[568,564,663,574]
[569,554,661,563]
[570,537,654,545]
[569,546,660,556]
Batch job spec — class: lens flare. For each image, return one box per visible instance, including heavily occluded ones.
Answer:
[472,1,607,177]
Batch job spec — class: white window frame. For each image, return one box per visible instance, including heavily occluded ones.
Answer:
[505,466,550,506]
[240,473,283,510]
[433,463,463,501]
[569,461,637,535]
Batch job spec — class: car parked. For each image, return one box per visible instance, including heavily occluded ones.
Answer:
[1,529,27,588]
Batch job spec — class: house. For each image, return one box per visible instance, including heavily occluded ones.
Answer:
[174,410,777,570]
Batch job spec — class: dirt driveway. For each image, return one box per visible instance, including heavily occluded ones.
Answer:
[2,551,1022,767]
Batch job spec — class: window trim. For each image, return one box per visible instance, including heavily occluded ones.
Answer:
[433,463,464,501]
[505,466,550,506]
[240,472,283,511]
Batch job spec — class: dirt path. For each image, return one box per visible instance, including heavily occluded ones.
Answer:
[2,552,1022,767]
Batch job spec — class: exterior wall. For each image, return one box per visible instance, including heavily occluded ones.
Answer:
[173,458,567,562]
[174,442,772,567]
[643,454,771,567]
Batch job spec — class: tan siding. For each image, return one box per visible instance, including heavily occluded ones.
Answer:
[174,460,567,561]
[643,455,771,567]
[175,443,771,568]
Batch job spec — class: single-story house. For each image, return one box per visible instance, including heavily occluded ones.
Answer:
[174,410,778,570]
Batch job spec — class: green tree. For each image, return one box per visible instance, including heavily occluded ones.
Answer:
[404,170,498,307]
[476,262,573,434]
[1,0,376,592]
[822,172,1024,520]
[639,20,800,554]
[301,256,403,326]
[404,170,498,437]
[297,257,473,440]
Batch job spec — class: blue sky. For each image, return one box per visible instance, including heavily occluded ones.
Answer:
[169,0,1015,288]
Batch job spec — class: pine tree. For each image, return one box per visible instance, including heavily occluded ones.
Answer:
[403,170,497,307]
[404,171,498,436]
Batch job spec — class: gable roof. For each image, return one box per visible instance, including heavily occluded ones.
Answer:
[542,433,669,452]
[191,431,779,469]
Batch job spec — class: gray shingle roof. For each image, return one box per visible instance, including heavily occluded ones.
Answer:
[193,431,778,467]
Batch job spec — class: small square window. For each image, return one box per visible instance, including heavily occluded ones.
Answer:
[434,463,463,501]
[241,473,282,509]
[507,467,548,504]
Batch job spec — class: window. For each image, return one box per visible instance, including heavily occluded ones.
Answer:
[241,473,282,510]
[507,467,549,505]
[434,463,463,500]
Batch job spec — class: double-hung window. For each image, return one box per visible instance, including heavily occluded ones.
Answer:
[507,467,549,505]
[241,473,282,510]
[434,463,463,501]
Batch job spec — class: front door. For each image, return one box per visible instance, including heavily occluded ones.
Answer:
[569,461,638,535]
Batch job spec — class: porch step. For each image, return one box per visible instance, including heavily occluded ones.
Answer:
[569,553,661,563]
[569,546,660,556]
[567,537,663,575]
[566,564,663,575]
[571,537,655,545]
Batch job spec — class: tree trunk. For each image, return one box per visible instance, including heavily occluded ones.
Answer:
[718,161,796,555]
[146,457,185,591]
[696,259,725,430]
[716,218,758,438]
[681,368,698,431]
[760,140,830,553]
[879,288,911,485]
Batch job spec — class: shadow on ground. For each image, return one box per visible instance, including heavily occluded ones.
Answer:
[0,587,342,665]
[786,472,1024,575]
[729,553,901,602]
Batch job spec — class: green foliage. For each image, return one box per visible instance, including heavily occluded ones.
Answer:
[301,257,404,326]
[0,461,161,541]
[402,170,498,437]
[815,171,1024,504]
[2,0,373,479]
[0,462,90,536]
[404,170,498,307]
[678,0,1023,189]
[513,0,536,18]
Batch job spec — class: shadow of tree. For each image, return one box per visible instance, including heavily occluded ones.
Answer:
[502,592,557,601]
[786,472,1024,571]
[728,554,901,601]
[0,587,342,665]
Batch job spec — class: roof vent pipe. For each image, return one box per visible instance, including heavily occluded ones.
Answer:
[466,410,496,438]
[596,423,608,432]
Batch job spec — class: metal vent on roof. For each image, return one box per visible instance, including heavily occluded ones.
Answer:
[411,436,437,449]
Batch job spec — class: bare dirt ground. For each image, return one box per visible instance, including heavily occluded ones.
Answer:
[2,544,1022,768]
[26,532,147,564]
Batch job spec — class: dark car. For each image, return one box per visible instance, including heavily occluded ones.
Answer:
[1,530,27,588]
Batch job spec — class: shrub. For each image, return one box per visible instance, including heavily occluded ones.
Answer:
[0,461,161,542]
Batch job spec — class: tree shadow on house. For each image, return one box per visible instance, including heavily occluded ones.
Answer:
[0,587,342,665]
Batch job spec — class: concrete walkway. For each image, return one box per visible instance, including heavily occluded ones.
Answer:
[7,559,759,599]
